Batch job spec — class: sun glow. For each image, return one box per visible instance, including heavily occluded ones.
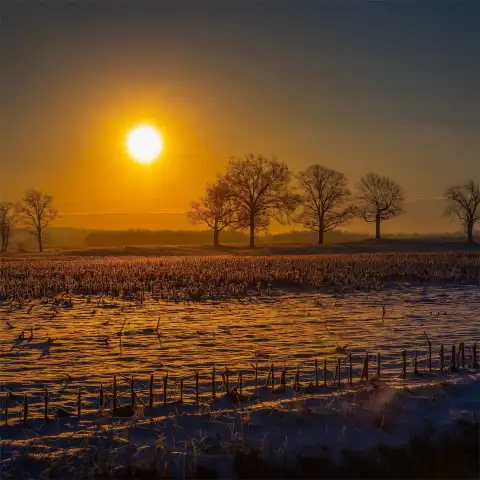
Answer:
[126,125,163,164]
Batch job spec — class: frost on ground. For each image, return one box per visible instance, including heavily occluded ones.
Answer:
[1,283,480,477]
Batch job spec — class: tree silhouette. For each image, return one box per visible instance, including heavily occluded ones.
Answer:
[0,202,18,253]
[188,178,238,247]
[224,154,297,248]
[356,173,404,239]
[444,180,480,243]
[295,165,353,244]
[19,189,59,252]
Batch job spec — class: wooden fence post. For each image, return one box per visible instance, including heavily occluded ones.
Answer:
[100,384,104,409]
[77,389,81,418]
[377,353,381,379]
[401,350,407,378]
[335,358,340,387]
[451,344,457,372]
[324,358,327,386]
[212,366,216,400]
[113,375,118,410]
[424,332,432,372]
[361,353,369,381]
[474,343,478,369]
[414,352,418,375]
[149,375,154,408]
[23,395,28,426]
[180,378,184,403]
[255,362,258,394]
[349,353,353,384]
[271,364,275,393]
[131,376,136,410]
[163,374,168,407]
[195,371,199,405]
[440,345,444,372]
[4,395,8,427]
[315,359,318,388]
[44,386,49,423]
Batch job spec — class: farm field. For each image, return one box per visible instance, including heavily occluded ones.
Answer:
[1,252,480,478]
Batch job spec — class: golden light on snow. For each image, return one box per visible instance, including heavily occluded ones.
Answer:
[126,125,163,165]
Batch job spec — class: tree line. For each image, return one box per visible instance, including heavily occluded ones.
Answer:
[2,157,480,252]
[189,154,480,247]
[0,189,59,253]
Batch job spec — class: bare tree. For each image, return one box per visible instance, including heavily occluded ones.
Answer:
[444,180,480,243]
[295,165,353,244]
[0,202,19,253]
[188,178,238,247]
[224,154,297,248]
[356,173,404,239]
[19,189,59,252]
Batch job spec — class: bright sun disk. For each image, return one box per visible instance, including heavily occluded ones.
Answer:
[126,125,163,164]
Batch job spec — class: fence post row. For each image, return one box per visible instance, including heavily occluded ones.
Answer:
[8,340,479,420]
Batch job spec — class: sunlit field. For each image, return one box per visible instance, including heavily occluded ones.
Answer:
[2,252,480,478]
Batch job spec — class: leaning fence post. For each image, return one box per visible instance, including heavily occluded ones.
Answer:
[149,375,154,408]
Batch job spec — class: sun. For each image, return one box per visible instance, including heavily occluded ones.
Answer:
[126,125,163,164]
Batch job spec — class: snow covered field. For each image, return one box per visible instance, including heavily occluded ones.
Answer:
[1,279,480,477]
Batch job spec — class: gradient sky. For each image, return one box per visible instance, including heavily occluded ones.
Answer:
[1,0,479,233]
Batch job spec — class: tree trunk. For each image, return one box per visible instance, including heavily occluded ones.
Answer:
[38,230,43,253]
[213,228,220,247]
[375,214,381,240]
[318,216,324,245]
[249,216,255,248]
[467,222,474,243]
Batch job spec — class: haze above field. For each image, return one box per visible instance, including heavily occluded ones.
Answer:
[1,1,479,233]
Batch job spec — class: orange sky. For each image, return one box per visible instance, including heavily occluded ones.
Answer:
[1,2,479,234]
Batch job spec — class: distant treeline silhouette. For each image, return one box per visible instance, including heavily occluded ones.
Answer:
[2,156,480,252]
[189,154,480,247]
